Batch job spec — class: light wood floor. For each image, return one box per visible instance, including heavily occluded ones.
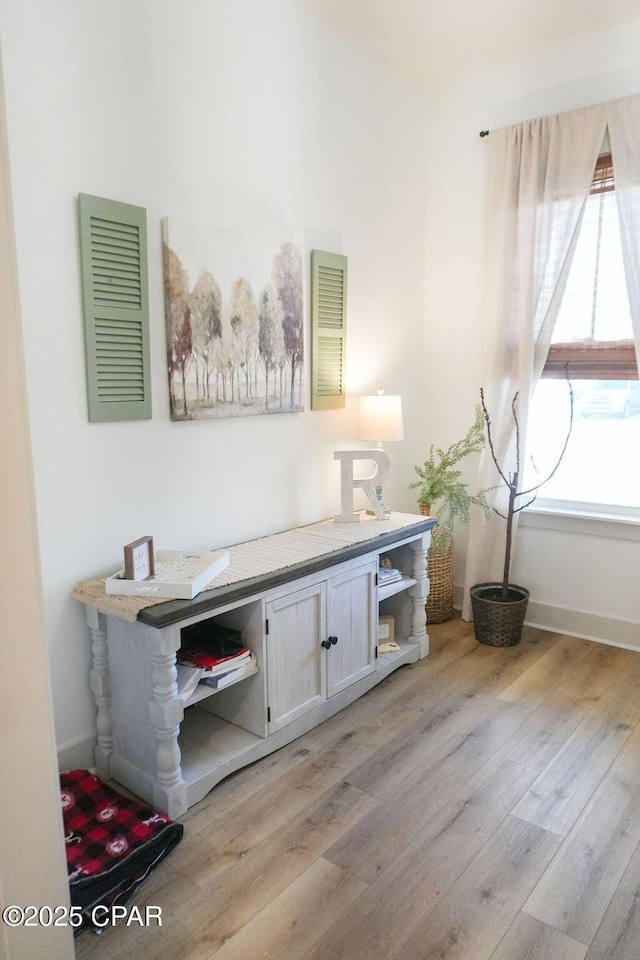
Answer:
[76,616,640,960]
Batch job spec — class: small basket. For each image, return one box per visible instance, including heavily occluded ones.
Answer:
[470,582,529,646]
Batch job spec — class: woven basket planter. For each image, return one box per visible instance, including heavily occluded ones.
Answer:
[425,541,454,623]
[418,503,454,624]
[470,582,529,646]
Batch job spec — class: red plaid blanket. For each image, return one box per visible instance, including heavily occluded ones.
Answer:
[61,770,183,931]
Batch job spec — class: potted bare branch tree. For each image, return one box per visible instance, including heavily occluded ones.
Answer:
[470,382,573,646]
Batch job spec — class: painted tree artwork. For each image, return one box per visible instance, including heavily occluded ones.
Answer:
[162,219,304,420]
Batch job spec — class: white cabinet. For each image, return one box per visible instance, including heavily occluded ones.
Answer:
[77,513,435,817]
[266,561,376,732]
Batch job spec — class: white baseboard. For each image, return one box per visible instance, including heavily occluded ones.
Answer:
[57,734,96,773]
[524,601,640,651]
[453,584,640,651]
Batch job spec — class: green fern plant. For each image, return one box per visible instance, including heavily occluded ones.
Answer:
[410,405,493,555]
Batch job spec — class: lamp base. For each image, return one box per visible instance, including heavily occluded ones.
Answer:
[365,485,389,518]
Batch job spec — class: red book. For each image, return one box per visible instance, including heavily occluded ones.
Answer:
[178,646,251,676]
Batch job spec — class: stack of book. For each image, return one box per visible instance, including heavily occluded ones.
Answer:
[378,565,403,587]
[176,624,257,701]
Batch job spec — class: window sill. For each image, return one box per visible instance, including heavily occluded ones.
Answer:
[520,500,640,541]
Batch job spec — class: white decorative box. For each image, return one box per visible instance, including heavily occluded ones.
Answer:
[105,549,230,600]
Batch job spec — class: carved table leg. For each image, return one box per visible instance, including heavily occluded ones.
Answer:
[86,606,113,777]
[409,530,431,658]
[149,650,187,819]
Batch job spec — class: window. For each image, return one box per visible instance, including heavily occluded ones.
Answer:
[526,154,640,509]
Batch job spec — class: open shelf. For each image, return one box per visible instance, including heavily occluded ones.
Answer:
[378,575,417,601]
[180,708,263,774]
[183,660,259,708]
[375,638,418,671]
[179,708,265,805]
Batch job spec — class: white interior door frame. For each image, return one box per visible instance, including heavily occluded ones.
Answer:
[0,46,74,960]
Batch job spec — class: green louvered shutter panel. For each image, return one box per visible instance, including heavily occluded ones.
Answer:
[78,193,151,422]
[311,250,347,410]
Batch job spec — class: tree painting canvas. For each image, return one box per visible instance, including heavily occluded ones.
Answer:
[162,219,304,420]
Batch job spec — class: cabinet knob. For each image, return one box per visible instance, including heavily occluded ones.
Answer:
[321,639,332,649]
[329,635,338,645]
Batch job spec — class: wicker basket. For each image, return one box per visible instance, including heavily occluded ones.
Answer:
[425,540,454,623]
[418,503,453,624]
[470,582,529,646]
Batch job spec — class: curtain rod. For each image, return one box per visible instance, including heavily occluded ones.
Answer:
[479,130,490,137]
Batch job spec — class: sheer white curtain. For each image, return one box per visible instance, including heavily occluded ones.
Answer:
[462,103,608,619]
[609,96,640,364]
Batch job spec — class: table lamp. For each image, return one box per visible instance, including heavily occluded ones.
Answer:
[356,388,404,516]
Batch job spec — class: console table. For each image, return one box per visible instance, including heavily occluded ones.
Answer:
[74,512,435,818]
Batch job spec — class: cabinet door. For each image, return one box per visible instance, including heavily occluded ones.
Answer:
[326,561,377,698]
[266,582,327,732]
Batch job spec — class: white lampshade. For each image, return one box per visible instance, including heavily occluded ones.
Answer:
[356,391,404,442]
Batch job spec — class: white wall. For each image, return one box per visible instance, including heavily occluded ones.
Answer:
[0,0,431,762]
[423,17,640,642]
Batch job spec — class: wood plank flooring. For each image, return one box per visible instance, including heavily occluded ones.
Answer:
[75,617,640,960]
